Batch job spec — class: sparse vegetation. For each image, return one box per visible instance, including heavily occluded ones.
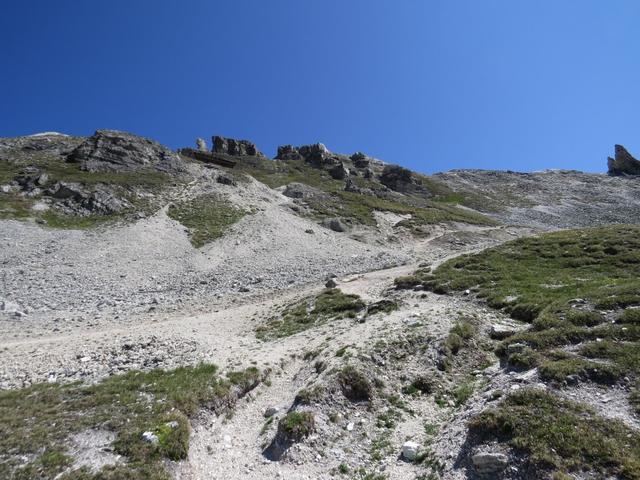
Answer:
[235,157,495,227]
[256,289,365,340]
[167,194,246,247]
[0,152,173,228]
[0,364,262,480]
[278,411,315,441]
[469,389,640,478]
[338,365,372,402]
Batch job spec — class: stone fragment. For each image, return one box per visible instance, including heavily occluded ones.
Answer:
[472,452,509,475]
[401,441,420,461]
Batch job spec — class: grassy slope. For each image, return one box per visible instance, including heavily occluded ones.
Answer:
[234,157,495,227]
[403,225,640,478]
[167,194,247,247]
[0,364,262,480]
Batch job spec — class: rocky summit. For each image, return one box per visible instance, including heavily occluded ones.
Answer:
[1,131,640,480]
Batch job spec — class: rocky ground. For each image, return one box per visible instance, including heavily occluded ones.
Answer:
[2,132,640,480]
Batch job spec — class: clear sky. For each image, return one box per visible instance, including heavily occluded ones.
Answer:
[1,1,639,174]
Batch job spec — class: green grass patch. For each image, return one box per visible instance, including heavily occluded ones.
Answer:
[469,389,640,479]
[167,194,246,247]
[0,364,261,479]
[278,411,315,441]
[256,289,365,340]
[421,225,640,385]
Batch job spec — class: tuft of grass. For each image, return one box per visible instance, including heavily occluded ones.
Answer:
[469,389,640,478]
[338,365,372,403]
[278,411,315,442]
[0,364,261,480]
[167,194,246,247]
[256,289,365,340]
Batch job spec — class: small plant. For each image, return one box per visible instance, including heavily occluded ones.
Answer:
[338,365,372,402]
[278,411,315,442]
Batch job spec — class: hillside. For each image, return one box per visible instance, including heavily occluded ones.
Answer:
[1,131,640,480]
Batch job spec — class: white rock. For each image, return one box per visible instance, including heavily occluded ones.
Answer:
[346,422,354,431]
[142,431,159,444]
[402,441,420,461]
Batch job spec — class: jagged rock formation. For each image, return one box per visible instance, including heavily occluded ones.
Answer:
[67,130,184,173]
[213,135,263,157]
[350,152,370,168]
[607,144,640,176]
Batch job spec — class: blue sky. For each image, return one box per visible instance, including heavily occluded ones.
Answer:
[1,1,638,174]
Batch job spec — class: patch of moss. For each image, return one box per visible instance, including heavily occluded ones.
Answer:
[256,289,365,340]
[167,194,246,247]
[469,389,640,478]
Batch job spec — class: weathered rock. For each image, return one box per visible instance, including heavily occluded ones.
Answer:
[329,162,349,180]
[47,182,131,215]
[216,173,236,186]
[298,143,331,167]
[275,145,303,161]
[0,133,81,159]
[325,278,338,289]
[472,452,509,476]
[212,136,263,157]
[608,144,640,176]
[363,167,374,179]
[1,300,21,314]
[196,138,208,152]
[68,130,184,173]
[380,164,415,192]
[402,441,420,461]
[322,218,347,232]
[344,178,361,193]
[490,324,517,340]
[283,182,312,199]
[350,152,370,168]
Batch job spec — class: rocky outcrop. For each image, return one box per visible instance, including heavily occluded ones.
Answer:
[275,145,303,161]
[350,152,370,169]
[276,143,333,167]
[329,162,349,180]
[0,133,82,161]
[67,130,184,173]
[608,145,640,176]
[212,136,263,157]
[47,181,131,215]
[379,164,416,192]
